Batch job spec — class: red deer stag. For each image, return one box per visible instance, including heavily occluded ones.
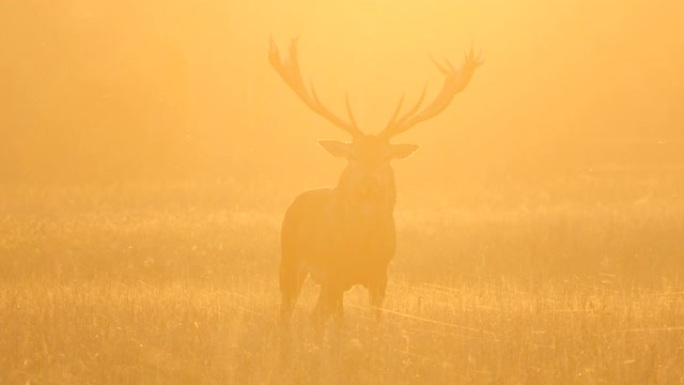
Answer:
[270,38,481,325]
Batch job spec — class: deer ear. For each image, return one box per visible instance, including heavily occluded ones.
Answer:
[318,140,351,158]
[390,143,419,160]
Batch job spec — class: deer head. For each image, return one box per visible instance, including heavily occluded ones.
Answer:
[269,37,482,208]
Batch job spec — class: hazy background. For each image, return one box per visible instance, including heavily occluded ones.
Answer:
[2,4,683,382]
[1,0,682,184]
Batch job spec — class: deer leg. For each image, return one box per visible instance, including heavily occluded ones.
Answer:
[312,285,331,324]
[368,273,388,320]
[313,284,343,325]
[280,263,307,326]
[332,290,344,326]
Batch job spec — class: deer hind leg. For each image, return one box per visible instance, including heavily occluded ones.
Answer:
[280,262,307,326]
[368,273,388,320]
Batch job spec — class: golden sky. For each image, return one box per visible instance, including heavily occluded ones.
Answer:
[1,0,682,181]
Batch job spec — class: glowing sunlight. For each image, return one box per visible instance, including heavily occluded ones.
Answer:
[1,0,683,383]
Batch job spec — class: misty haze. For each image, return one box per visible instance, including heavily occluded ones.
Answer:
[1,0,683,384]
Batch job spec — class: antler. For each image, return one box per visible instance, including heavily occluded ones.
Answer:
[379,47,483,140]
[269,37,364,138]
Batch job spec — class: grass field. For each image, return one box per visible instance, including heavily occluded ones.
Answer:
[1,174,683,384]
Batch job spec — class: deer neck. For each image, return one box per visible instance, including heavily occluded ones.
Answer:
[334,166,397,220]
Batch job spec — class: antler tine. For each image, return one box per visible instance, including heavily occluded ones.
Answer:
[379,48,482,140]
[345,93,359,130]
[429,54,453,75]
[379,84,428,140]
[385,95,406,130]
[269,37,364,138]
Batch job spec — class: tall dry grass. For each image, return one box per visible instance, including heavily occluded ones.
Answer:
[1,173,683,384]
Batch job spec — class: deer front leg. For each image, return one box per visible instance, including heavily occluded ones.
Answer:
[313,285,344,325]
